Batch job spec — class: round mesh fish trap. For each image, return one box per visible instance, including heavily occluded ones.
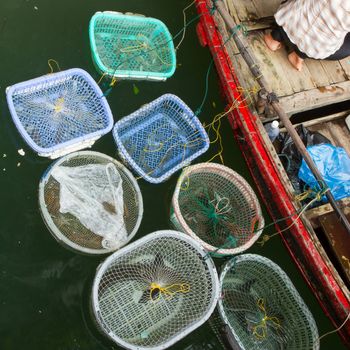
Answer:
[218,254,319,350]
[6,68,113,159]
[39,151,143,255]
[113,94,209,183]
[91,230,220,350]
[89,11,176,81]
[171,163,264,256]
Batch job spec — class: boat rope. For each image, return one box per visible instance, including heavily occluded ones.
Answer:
[315,311,350,346]
[258,186,330,246]
[176,0,196,51]
[201,186,329,257]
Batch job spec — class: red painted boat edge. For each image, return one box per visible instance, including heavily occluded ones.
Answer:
[194,0,350,345]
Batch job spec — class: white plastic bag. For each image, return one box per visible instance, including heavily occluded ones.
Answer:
[51,163,127,249]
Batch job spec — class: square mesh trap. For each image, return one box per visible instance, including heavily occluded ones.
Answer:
[39,151,143,255]
[171,163,264,256]
[91,230,220,349]
[89,11,176,81]
[113,94,209,183]
[218,254,319,350]
[6,68,113,158]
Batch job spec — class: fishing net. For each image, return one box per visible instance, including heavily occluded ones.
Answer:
[39,151,143,254]
[113,94,209,183]
[218,254,319,350]
[171,163,264,256]
[6,68,113,159]
[91,230,219,349]
[89,11,176,81]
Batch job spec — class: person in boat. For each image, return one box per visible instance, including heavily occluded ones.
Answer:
[264,0,350,71]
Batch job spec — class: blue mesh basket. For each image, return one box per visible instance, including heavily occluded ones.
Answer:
[89,11,176,81]
[113,94,209,183]
[6,68,114,158]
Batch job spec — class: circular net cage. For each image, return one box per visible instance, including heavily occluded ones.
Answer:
[89,12,176,81]
[6,68,113,159]
[218,254,319,350]
[171,163,264,256]
[39,151,143,255]
[91,230,220,350]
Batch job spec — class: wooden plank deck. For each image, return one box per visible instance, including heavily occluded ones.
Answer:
[215,0,350,115]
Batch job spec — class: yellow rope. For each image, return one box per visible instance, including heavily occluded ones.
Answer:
[149,282,190,301]
[176,0,196,51]
[48,59,61,74]
[97,72,107,85]
[252,298,282,340]
[133,85,259,180]
[258,189,329,246]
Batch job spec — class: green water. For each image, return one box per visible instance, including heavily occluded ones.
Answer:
[0,0,346,349]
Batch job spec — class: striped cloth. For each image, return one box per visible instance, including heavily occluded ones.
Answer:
[275,0,350,59]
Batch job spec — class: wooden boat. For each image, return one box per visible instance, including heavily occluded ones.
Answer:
[195,0,350,345]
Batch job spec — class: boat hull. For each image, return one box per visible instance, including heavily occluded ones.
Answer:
[194,0,350,345]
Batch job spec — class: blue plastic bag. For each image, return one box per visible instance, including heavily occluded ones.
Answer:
[298,144,350,201]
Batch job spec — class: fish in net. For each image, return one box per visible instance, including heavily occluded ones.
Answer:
[6,68,113,158]
[39,151,143,254]
[89,12,176,81]
[91,230,220,349]
[217,254,319,350]
[171,163,264,256]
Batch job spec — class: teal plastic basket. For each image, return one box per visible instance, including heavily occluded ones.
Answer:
[89,11,176,81]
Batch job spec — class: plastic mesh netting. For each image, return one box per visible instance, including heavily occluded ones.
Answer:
[171,163,264,256]
[113,94,209,183]
[89,12,176,81]
[91,230,219,349]
[39,151,143,254]
[6,68,113,158]
[218,254,319,350]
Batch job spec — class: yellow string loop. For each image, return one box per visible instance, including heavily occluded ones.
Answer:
[252,298,281,340]
[48,59,61,74]
[149,282,191,301]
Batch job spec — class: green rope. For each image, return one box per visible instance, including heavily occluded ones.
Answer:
[195,24,249,116]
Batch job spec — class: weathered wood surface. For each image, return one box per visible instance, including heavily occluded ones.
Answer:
[223,0,279,22]
[319,212,350,286]
[215,0,350,115]
[308,118,350,156]
[279,81,350,115]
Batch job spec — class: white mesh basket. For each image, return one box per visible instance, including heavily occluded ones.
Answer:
[218,254,320,350]
[91,230,220,349]
[171,163,264,256]
[39,151,143,254]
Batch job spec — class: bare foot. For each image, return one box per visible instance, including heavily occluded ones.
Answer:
[264,33,282,51]
[288,51,304,71]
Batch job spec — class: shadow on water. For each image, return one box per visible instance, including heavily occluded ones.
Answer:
[0,0,347,349]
